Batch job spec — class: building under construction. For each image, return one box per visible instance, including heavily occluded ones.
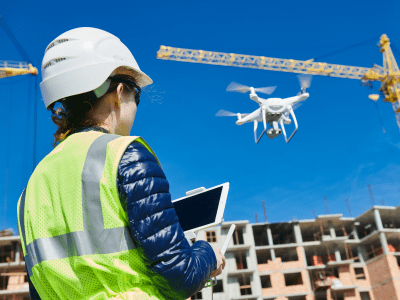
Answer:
[1,205,400,300]
[192,205,400,300]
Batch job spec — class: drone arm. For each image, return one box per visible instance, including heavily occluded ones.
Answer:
[249,87,262,105]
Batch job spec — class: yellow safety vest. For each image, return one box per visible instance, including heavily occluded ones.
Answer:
[17,131,183,300]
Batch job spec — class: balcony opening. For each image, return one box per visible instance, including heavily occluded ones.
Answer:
[256,249,272,264]
[214,280,223,293]
[238,275,252,296]
[284,272,303,286]
[360,291,371,300]
[233,227,244,245]
[275,247,298,263]
[191,291,202,299]
[253,225,269,246]
[234,252,248,270]
[260,275,272,288]
[206,231,217,243]
[270,223,296,245]
[354,267,366,280]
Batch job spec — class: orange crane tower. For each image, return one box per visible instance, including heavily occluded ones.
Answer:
[156,34,400,130]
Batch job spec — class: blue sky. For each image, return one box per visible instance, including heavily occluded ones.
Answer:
[1,0,400,234]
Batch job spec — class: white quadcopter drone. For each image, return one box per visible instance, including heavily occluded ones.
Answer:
[216,75,312,144]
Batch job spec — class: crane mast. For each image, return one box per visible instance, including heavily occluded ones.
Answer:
[156,34,400,128]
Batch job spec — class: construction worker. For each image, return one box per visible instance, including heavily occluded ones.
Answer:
[17,27,225,300]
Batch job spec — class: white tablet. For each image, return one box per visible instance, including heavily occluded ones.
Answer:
[172,182,230,233]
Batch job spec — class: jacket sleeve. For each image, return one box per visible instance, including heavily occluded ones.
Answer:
[117,142,217,299]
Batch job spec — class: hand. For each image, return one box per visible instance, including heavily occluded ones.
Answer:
[210,245,225,278]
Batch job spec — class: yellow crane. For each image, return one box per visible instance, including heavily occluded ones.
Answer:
[0,60,37,78]
[156,34,400,129]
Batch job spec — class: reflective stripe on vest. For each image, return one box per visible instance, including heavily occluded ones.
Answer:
[20,134,137,277]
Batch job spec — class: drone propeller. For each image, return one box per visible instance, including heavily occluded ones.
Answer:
[226,82,276,95]
[216,109,237,117]
[297,74,313,94]
[292,102,303,111]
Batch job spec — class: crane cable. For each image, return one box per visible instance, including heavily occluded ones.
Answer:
[0,15,31,63]
[3,81,13,231]
[313,36,380,62]
[0,15,36,232]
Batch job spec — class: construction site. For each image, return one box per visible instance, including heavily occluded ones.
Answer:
[192,205,400,300]
[2,204,400,300]
[1,4,400,300]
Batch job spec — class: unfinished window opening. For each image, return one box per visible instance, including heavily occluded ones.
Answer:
[360,291,371,300]
[214,280,223,293]
[233,227,244,245]
[287,296,306,300]
[315,290,327,300]
[354,267,366,280]
[0,245,12,263]
[348,245,360,262]
[275,247,298,263]
[234,252,248,270]
[284,272,303,286]
[270,223,296,245]
[253,225,269,246]
[256,249,272,264]
[396,256,400,268]
[301,224,321,242]
[238,276,252,296]
[191,291,202,299]
[357,221,376,240]
[206,231,216,243]
[0,273,9,290]
[260,275,272,288]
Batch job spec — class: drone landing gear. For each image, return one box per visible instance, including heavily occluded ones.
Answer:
[280,108,298,143]
[254,120,265,144]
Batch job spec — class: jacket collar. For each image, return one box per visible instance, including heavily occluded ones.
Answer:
[71,126,110,135]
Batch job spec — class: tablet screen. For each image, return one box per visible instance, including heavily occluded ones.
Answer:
[173,186,223,232]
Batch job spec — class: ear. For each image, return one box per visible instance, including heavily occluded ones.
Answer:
[115,83,125,108]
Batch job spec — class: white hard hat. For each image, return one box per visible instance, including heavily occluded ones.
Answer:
[40,27,153,108]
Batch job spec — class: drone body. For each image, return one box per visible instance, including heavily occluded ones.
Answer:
[216,75,312,144]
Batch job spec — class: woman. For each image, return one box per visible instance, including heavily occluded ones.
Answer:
[17,27,225,300]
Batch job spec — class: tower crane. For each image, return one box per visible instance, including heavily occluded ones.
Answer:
[156,34,400,130]
[0,60,37,78]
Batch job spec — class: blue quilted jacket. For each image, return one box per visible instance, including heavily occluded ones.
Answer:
[27,127,217,299]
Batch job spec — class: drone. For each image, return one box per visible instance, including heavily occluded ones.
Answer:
[216,75,312,144]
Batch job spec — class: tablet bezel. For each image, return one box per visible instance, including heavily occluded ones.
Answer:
[172,182,230,233]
